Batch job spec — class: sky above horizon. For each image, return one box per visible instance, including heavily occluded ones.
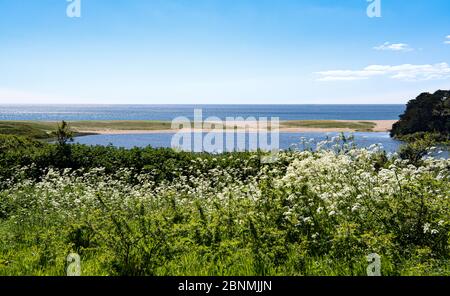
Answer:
[1,0,449,104]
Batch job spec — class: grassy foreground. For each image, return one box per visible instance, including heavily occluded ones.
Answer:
[0,136,449,276]
[0,120,380,140]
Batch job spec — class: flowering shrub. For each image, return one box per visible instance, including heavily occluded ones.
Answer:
[0,144,449,275]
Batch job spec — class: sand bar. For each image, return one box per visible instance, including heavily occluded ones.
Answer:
[74,120,397,135]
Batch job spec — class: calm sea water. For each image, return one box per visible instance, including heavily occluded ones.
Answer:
[1,104,406,152]
[74,132,402,153]
[0,104,405,121]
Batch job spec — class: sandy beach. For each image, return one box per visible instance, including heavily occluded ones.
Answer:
[74,120,397,135]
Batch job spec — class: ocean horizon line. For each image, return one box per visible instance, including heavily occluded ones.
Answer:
[0,103,405,106]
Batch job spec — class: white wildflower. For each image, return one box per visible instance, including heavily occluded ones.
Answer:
[423,223,430,233]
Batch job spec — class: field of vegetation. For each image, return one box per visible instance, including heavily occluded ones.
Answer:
[0,131,449,276]
[279,120,376,131]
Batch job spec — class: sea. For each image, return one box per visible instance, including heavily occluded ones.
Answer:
[0,104,406,152]
[0,104,405,121]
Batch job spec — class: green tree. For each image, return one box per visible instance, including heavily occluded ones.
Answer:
[54,121,74,167]
[56,121,74,146]
[391,90,450,140]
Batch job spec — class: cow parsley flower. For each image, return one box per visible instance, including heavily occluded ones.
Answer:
[423,223,431,233]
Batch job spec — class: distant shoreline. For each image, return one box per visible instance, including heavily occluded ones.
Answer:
[71,120,396,135]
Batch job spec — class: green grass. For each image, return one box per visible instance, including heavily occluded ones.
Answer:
[280,120,376,131]
[0,121,103,140]
[67,120,174,131]
[0,122,56,139]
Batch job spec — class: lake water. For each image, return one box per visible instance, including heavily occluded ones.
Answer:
[74,132,402,153]
[1,104,406,152]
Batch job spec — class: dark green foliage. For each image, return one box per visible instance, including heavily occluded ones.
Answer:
[0,134,265,189]
[0,134,44,153]
[391,90,450,139]
[398,133,446,165]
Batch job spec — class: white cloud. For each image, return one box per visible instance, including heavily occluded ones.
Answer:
[445,35,450,44]
[316,62,450,82]
[374,42,413,52]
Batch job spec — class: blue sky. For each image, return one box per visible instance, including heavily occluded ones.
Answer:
[0,0,449,104]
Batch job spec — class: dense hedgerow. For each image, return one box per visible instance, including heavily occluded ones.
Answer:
[0,136,266,190]
[0,137,449,275]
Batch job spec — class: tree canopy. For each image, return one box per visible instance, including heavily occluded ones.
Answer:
[391,90,450,140]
